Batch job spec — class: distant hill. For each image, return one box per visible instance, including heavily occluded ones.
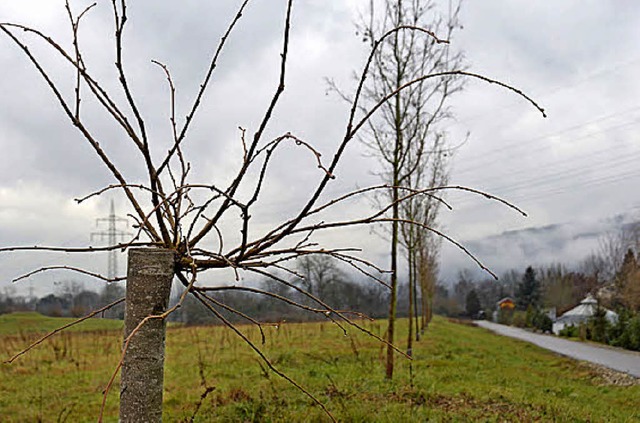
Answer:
[440,213,639,281]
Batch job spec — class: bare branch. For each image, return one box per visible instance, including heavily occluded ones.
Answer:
[0,242,157,254]
[188,0,294,248]
[190,289,338,423]
[0,23,161,241]
[351,70,546,139]
[12,266,124,283]
[157,0,251,175]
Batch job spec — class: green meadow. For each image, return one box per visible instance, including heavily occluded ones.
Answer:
[0,313,637,422]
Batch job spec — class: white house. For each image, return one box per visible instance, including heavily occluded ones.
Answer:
[552,294,618,335]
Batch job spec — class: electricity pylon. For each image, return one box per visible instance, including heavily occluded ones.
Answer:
[91,199,132,280]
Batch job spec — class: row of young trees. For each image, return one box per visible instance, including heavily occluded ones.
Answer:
[360,0,544,378]
[356,0,464,379]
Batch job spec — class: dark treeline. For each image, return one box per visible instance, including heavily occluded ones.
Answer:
[172,256,419,325]
[433,265,598,318]
[171,279,391,326]
[0,281,125,319]
[1,256,421,325]
[0,279,416,324]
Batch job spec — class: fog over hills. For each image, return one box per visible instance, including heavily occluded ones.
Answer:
[439,212,640,283]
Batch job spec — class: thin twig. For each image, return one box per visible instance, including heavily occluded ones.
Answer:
[0,242,157,254]
[191,290,338,423]
[158,0,251,175]
[12,266,124,283]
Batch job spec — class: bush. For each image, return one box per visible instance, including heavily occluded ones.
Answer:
[525,305,535,328]
[611,314,640,351]
[513,307,551,333]
[608,309,629,343]
[628,316,640,350]
[512,311,527,328]
[559,325,578,338]
[588,307,610,343]
[532,312,553,333]
[497,308,514,325]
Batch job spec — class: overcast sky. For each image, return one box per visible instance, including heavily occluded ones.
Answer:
[1,1,639,296]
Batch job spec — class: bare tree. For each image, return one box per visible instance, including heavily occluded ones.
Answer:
[296,255,345,304]
[356,0,464,378]
[350,0,545,379]
[1,0,544,420]
[401,132,450,352]
[599,223,640,282]
[416,209,442,332]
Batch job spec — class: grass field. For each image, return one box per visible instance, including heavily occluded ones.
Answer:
[1,313,638,422]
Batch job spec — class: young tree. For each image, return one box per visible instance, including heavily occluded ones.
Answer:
[401,133,449,350]
[357,0,464,379]
[0,1,409,419]
[415,227,441,333]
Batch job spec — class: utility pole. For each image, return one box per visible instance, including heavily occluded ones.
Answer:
[92,199,132,279]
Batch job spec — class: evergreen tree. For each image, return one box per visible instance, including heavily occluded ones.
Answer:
[516,266,541,310]
[465,289,482,318]
[615,249,640,310]
[617,249,637,283]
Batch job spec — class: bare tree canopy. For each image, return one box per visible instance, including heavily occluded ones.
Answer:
[1,0,544,420]
[354,0,463,379]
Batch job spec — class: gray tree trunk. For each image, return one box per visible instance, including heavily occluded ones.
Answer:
[120,248,176,423]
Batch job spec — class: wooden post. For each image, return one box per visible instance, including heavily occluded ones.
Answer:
[120,248,175,423]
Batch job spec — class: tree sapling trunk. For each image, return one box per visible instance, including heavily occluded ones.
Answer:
[120,248,176,423]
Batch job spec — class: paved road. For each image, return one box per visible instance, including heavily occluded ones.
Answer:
[475,320,640,378]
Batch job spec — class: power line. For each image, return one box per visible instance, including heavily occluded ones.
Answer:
[451,167,640,211]
[444,55,640,134]
[453,107,640,177]
[91,200,132,280]
[458,147,640,197]
[504,168,640,206]
[444,108,640,209]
